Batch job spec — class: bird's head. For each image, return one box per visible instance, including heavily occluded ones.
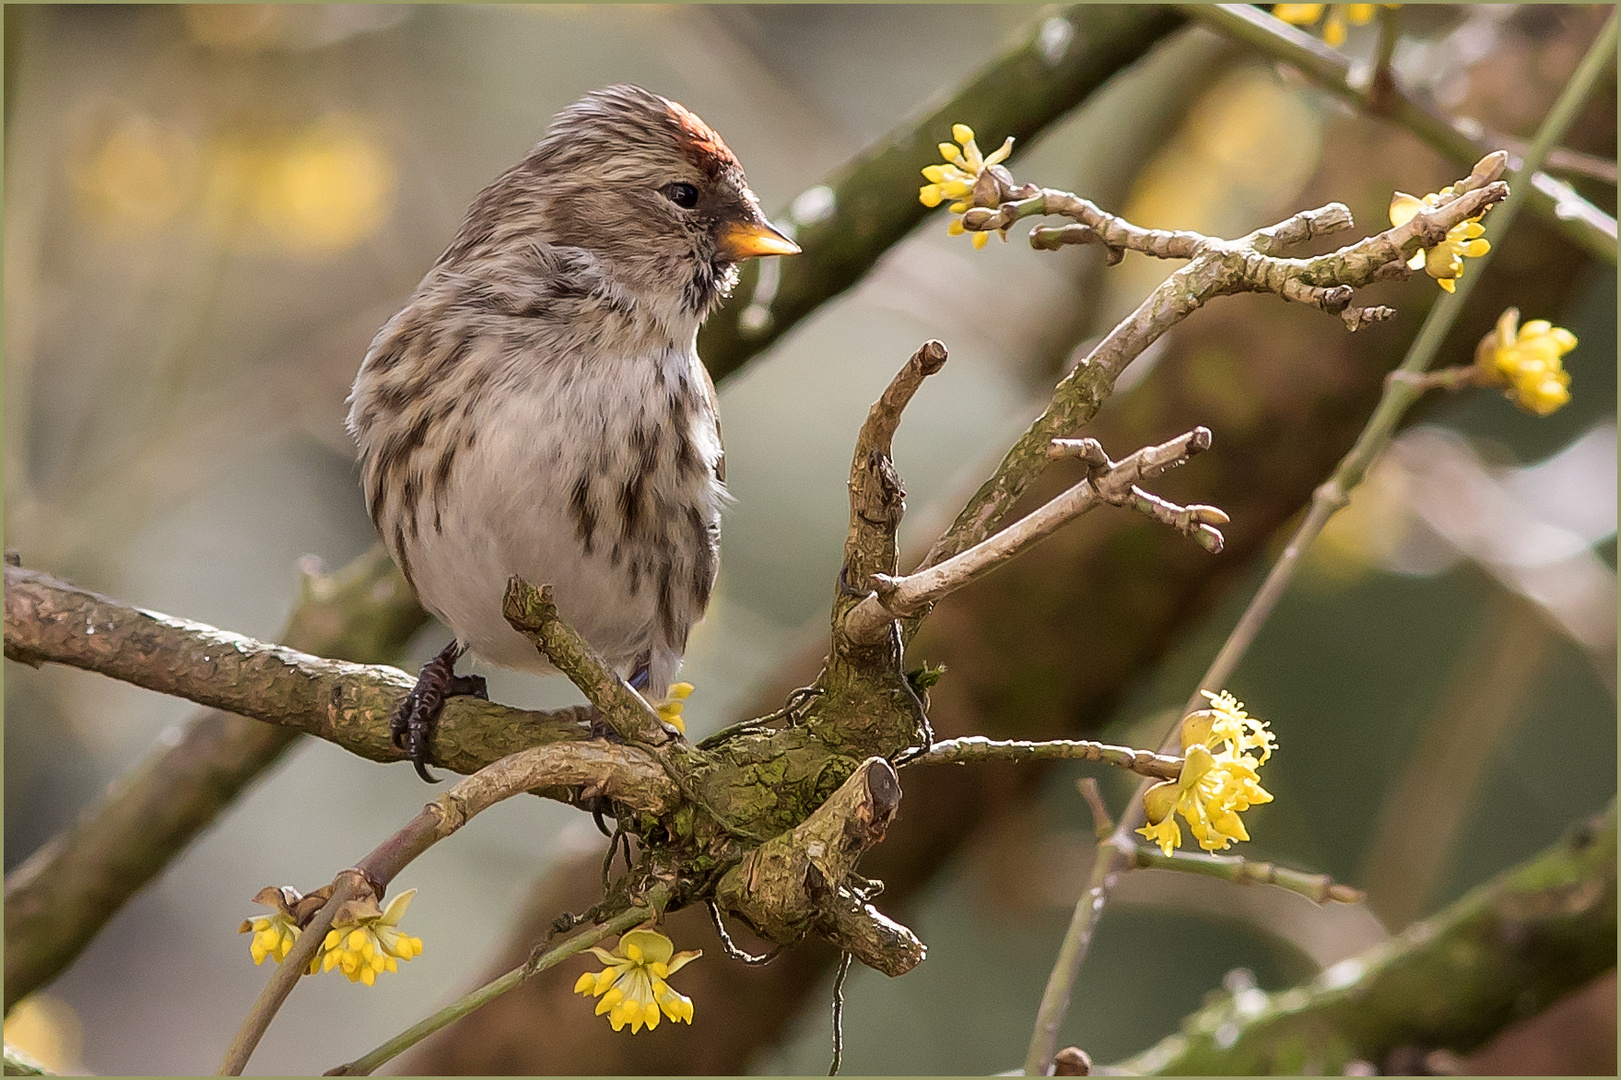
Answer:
[452,85,798,329]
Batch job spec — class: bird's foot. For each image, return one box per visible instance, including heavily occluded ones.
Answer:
[391,641,487,783]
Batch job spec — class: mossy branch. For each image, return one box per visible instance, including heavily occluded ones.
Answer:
[1120,802,1617,1074]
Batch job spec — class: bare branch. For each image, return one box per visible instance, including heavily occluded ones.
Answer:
[919,153,1508,584]
[2,563,602,777]
[841,341,949,596]
[501,577,670,745]
[911,734,1183,781]
[845,428,1224,643]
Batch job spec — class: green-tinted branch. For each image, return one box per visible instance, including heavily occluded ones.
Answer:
[698,6,1185,379]
[1182,3,1617,263]
[1119,802,1616,1074]
[1128,847,1365,905]
[330,886,670,1076]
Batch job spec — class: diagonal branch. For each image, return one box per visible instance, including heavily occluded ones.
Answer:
[917,155,1508,583]
[501,577,670,746]
[844,428,1224,644]
[1180,2,1618,263]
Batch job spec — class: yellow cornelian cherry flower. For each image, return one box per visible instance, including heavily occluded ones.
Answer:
[1476,308,1577,417]
[318,889,424,986]
[574,928,701,1034]
[920,122,1014,250]
[655,682,694,735]
[239,908,300,966]
[1272,4,1396,48]
[1138,690,1275,856]
[1388,187,1491,293]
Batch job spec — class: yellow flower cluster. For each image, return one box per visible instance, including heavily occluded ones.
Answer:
[655,681,694,735]
[1476,308,1577,416]
[317,889,425,985]
[239,886,423,987]
[575,929,700,1034]
[1388,188,1490,293]
[1138,691,1275,856]
[919,123,1013,250]
[242,909,300,966]
[1272,4,1396,48]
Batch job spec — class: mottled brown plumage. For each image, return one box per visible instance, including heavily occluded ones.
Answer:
[348,85,797,780]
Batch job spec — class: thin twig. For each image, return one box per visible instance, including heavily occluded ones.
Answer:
[1127,846,1365,905]
[219,870,368,1075]
[1076,779,1115,839]
[846,428,1222,643]
[908,735,1182,781]
[707,901,786,966]
[1020,22,1618,1074]
[828,951,854,1076]
[328,888,669,1076]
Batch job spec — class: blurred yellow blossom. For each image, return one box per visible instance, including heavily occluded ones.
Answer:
[70,112,198,234]
[1271,4,1395,47]
[1476,308,1576,416]
[574,928,700,1034]
[919,122,1013,250]
[655,682,694,734]
[1138,690,1275,856]
[3,995,85,1076]
[317,888,424,986]
[1389,187,1490,293]
[244,117,395,253]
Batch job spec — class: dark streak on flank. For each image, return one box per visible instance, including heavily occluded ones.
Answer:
[570,473,596,555]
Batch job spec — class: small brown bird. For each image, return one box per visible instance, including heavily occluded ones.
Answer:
[348,85,798,780]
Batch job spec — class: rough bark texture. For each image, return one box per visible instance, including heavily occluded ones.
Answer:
[3,551,429,1012]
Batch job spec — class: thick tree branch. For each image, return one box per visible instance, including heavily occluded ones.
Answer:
[3,546,430,1012]
[1119,801,1617,1074]
[1181,3,1618,264]
[697,6,1186,378]
[2,563,598,776]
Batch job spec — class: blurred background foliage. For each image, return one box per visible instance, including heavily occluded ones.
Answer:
[2,5,1613,1075]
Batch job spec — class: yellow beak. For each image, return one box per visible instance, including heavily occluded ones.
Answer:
[717,218,801,260]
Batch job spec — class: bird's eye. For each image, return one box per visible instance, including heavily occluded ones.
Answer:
[664,182,700,209]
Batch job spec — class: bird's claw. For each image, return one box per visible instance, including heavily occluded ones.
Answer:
[390,642,483,783]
